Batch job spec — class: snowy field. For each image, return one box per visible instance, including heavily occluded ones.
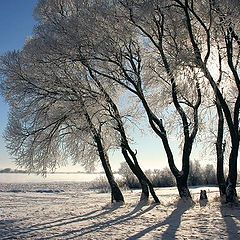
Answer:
[1,180,240,239]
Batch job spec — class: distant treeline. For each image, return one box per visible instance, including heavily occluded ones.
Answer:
[0,168,27,173]
[0,168,111,175]
[117,161,240,189]
[90,160,233,193]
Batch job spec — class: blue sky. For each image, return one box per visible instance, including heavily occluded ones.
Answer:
[0,1,38,55]
[0,0,38,169]
[0,1,206,173]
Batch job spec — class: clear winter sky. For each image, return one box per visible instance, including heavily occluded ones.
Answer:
[0,0,38,169]
[0,1,206,173]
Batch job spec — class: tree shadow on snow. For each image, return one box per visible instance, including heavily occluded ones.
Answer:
[127,199,193,239]
[42,200,156,239]
[220,204,240,239]
[1,205,120,239]
[0,218,31,240]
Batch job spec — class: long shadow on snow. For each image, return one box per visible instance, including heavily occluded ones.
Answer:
[1,205,120,239]
[42,201,156,239]
[29,209,100,228]
[127,199,192,240]
[0,218,31,240]
[220,203,240,239]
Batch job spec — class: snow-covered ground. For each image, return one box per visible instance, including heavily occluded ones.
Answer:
[0,182,239,239]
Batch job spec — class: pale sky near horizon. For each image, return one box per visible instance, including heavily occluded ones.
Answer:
[0,0,212,173]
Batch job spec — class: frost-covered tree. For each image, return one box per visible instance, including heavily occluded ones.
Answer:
[115,0,239,202]
[0,0,161,203]
[76,0,202,198]
[0,49,124,203]
[33,0,159,203]
[33,0,203,199]
[170,0,240,202]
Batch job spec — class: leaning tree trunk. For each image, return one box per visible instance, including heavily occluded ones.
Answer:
[162,130,192,199]
[81,99,124,203]
[137,26,200,200]
[134,163,160,203]
[100,153,124,203]
[141,99,192,199]
[121,147,149,201]
[175,144,192,199]
[88,71,158,203]
[122,144,160,203]
[126,146,160,203]
[95,136,124,203]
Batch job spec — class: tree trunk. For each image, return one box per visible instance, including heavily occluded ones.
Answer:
[176,174,192,199]
[217,162,226,197]
[133,158,160,203]
[177,149,191,199]
[110,181,125,203]
[139,82,194,200]
[139,179,150,201]
[226,141,239,203]
[101,157,124,203]
[88,70,148,203]
[96,137,124,203]
[215,101,226,197]
[141,172,160,203]
[184,9,239,203]
[121,142,160,203]
[82,100,124,203]
[121,147,150,202]
[226,177,237,203]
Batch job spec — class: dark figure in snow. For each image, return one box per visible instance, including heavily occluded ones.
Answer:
[200,190,208,200]
[199,190,208,207]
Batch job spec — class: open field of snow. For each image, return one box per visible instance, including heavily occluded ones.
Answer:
[1,182,240,239]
